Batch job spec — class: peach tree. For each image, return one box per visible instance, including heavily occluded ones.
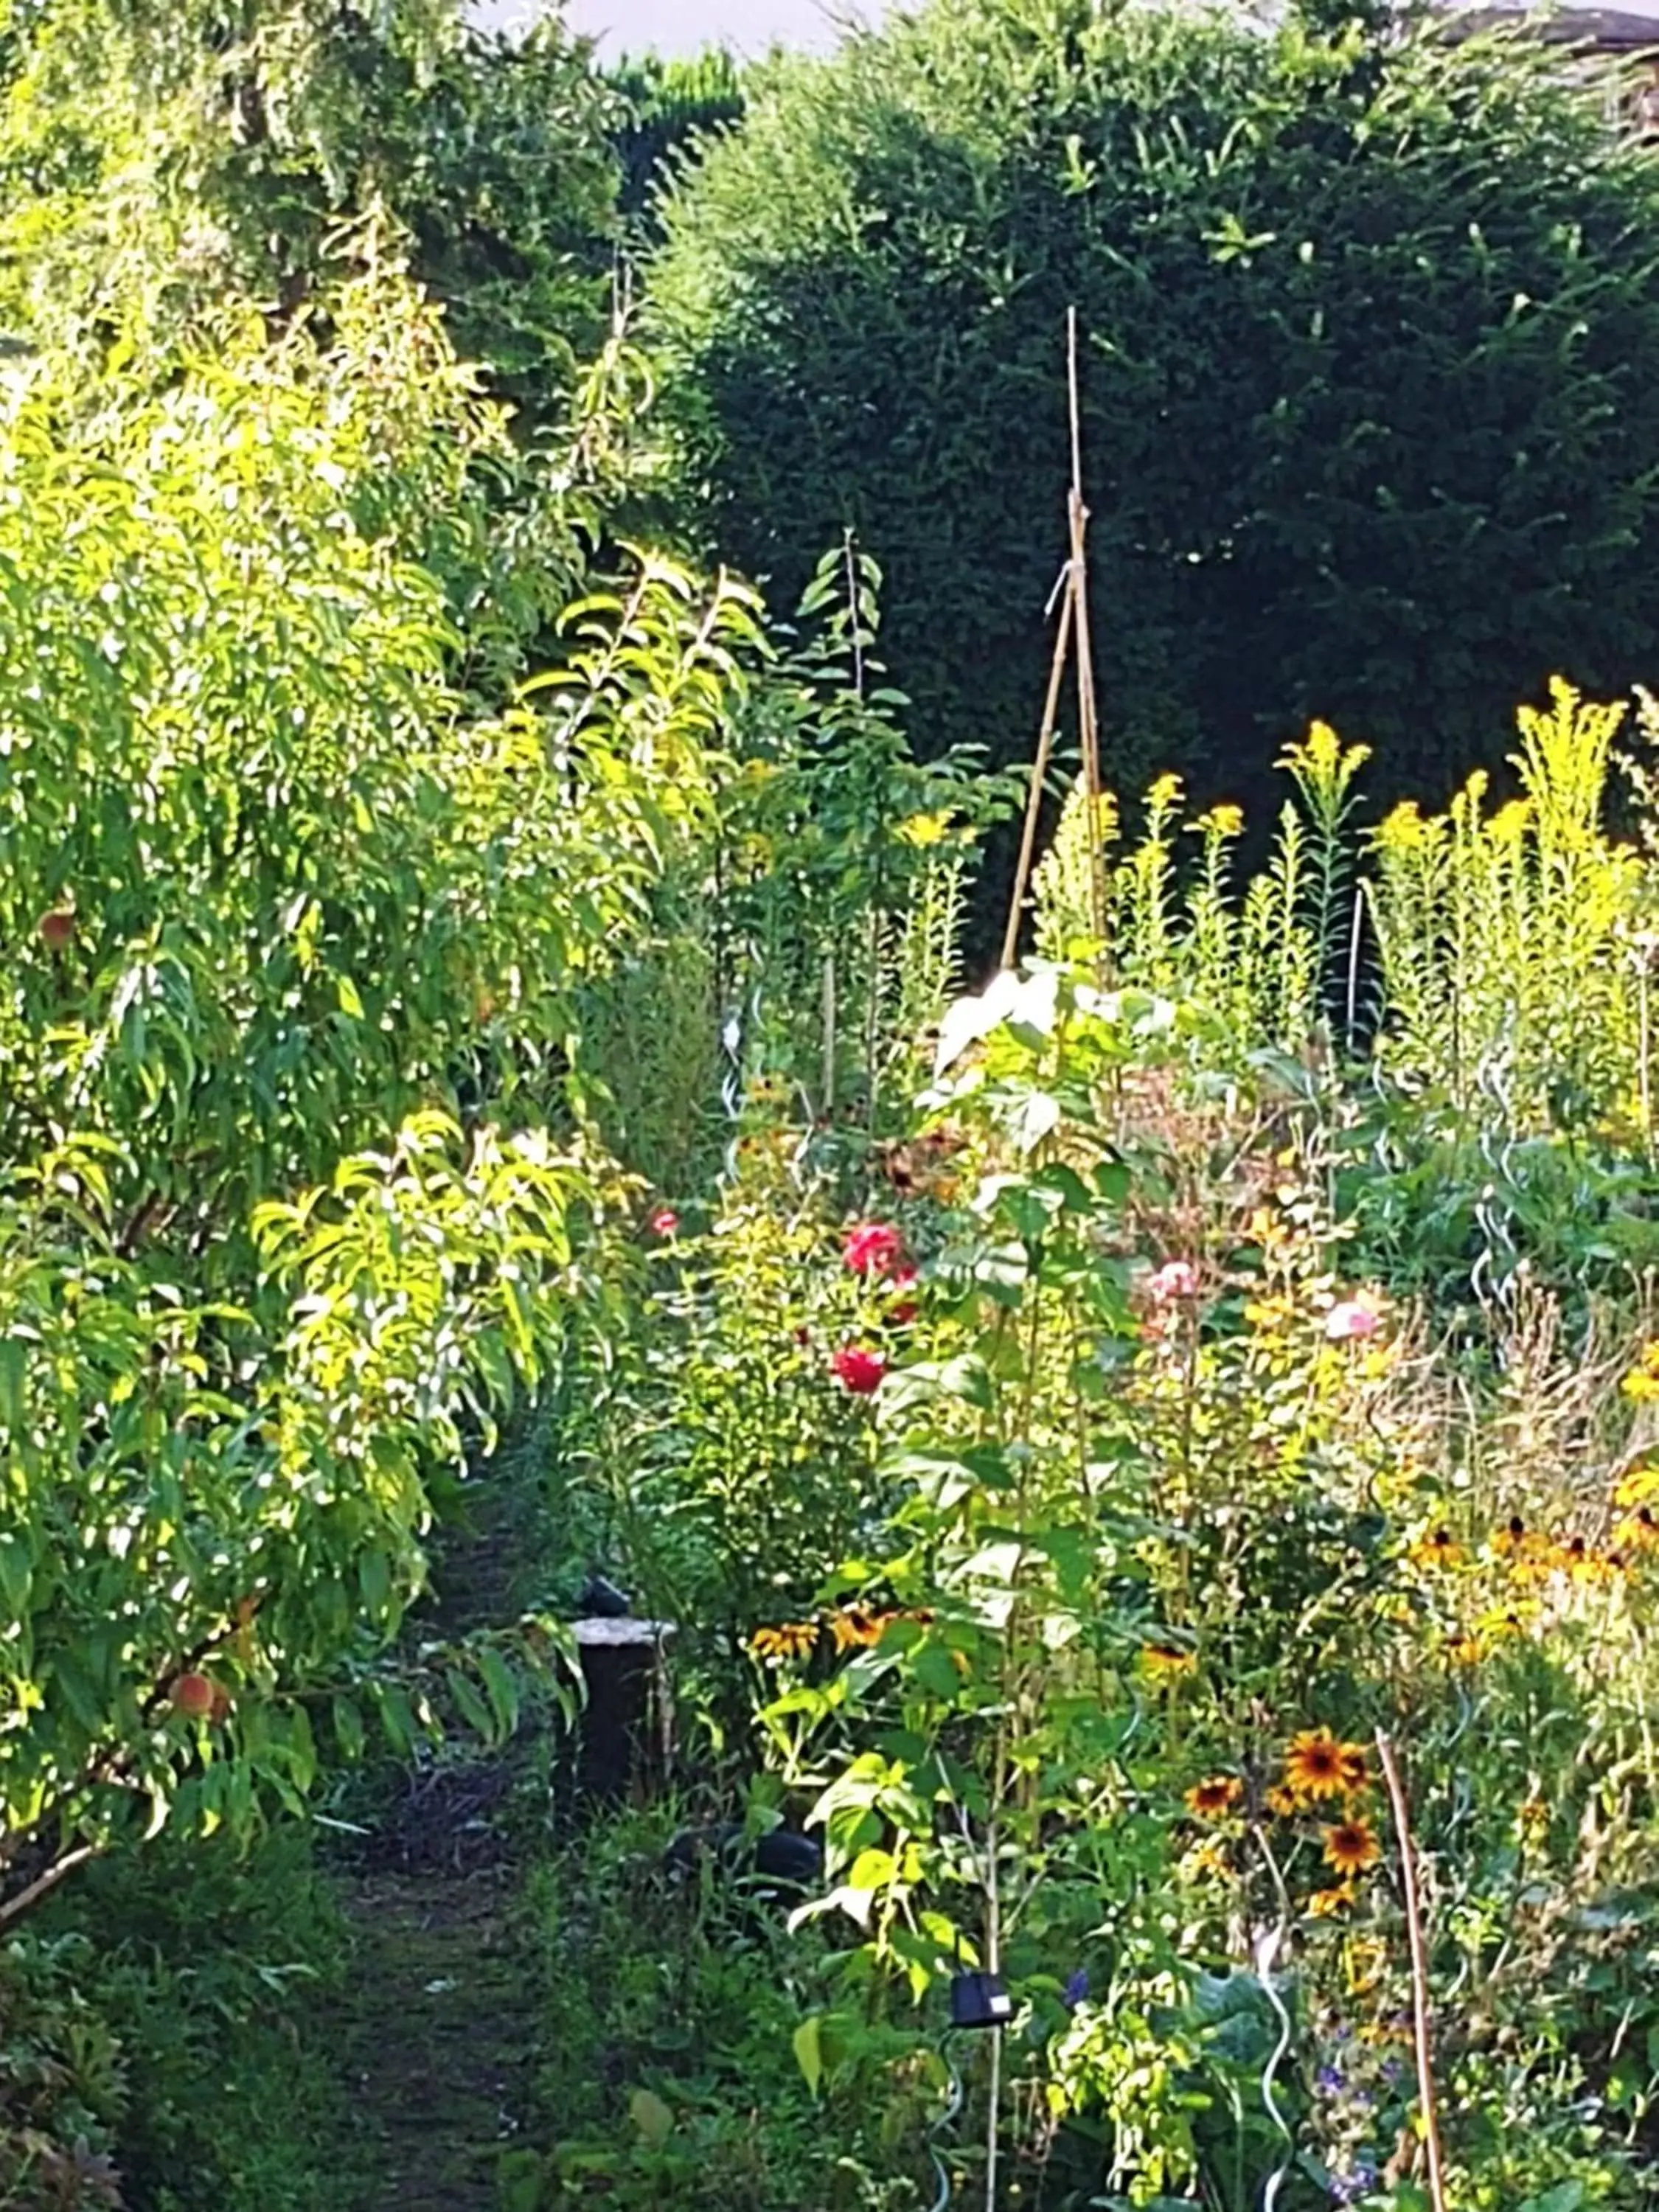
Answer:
[0,278,763,1923]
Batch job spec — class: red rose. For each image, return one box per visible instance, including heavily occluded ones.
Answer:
[832,1345,887,1394]
[843,1222,905,1278]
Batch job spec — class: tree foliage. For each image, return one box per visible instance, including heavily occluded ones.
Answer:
[649,0,1659,806]
[0,266,768,1921]
[610,46,745,223]
[0,0,622,420]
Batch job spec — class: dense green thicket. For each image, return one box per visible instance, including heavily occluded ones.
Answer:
[610,49,745,223]
[649,0,1659,804]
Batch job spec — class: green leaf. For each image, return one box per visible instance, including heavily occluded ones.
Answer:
[629,2089,675,2148]
[792,2015,824,2097]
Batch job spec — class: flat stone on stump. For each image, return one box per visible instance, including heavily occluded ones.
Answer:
[571,1617,675,1804]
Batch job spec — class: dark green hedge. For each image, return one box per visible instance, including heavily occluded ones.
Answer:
[647,0,1659,809]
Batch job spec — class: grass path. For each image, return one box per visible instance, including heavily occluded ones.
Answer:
[326,1458,550,2211]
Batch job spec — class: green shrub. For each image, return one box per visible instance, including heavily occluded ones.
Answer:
[650,0,1659,815]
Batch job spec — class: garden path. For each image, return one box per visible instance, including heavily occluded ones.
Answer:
[330,1476,545,2211]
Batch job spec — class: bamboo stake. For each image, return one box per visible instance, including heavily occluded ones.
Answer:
[1375,1731,1449,2212]
[1065,308,1106,953]
[997,307,1107,970]
[1000,580,1074,972]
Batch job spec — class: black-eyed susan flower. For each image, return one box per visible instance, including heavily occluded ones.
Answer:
[1322,1818,1383,1877]
[748,1620,819,1663]
[1444,1632,1483,1667]
[1184,1775,1245,1820]
[1265,1783,1301,1818]
[1615,1504,1659,1555]
[1307,1883,1354,1919]
[1408,1526,1464,1571]
[1614,1465,1659,1511]
[1140,1642,1197,1683]
[829,1607,893,1652]
[1560,1534,1615,1587]
[1338,1742,1371,1796]
[1284,1728,1348,1804]
[1179,1839,1232,1882]
[1517,1797,1550,1847]
[1475,1601,1537,1639]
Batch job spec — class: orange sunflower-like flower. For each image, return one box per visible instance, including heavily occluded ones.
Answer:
[1284,1728,1349,1804]
[1307,1883,1354,1919]
[1265,1783,1301,1818]
[1184,1775,1245,1820]
[748,1620,820,1663]
[1444,1632,1484,1668]
[1322,1818,1382,1877]
[1140,1642,1197,1683]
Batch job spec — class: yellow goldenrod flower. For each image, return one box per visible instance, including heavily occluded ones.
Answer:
[1322,1819,1382,1877]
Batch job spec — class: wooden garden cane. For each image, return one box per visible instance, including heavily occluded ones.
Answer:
[1376,1731,1450,2212]
[1000,307,1105,970]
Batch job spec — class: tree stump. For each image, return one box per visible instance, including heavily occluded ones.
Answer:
[571,1617,675,1804]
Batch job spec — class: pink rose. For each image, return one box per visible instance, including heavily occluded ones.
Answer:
[1147,1259,1200,1302]
[844,1222,905,1278]
[649,1208,680,1237]
[832,1345,887,1394]
[1325,1298,1380,1342]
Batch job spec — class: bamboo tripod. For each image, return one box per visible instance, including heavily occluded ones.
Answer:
[1000,307,1107,973]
